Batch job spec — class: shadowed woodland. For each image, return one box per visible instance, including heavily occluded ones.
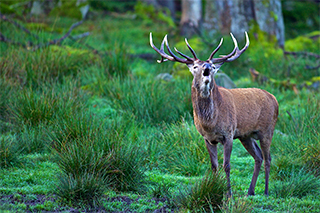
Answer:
[0,0,320,212]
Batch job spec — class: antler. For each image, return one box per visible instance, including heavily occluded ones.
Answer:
[209,32,249,64]
[149,32,197,64]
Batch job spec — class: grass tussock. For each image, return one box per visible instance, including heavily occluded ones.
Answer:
[219,197,253,213]
[10,82,87,130]
[17,125,48,154]
[272,94,320,175]
[153,121,209,176]
[273,168,320,198]
[175,170,228,212]
[92,77,192,125]
[0,136,22,168]
[51,113,146,205]
[56,172,107,207]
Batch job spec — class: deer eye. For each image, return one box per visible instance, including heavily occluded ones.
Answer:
[193,66,198,69]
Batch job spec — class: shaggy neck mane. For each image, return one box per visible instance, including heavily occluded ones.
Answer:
[192,81,222,122]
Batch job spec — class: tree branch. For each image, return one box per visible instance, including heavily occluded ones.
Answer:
[284,51,320,70]
[68,32,101,54]
[0,18,104,56]
[0,32,26,48]
[33,20,84,50]
[0,12,39,39]
[284,51,320,59]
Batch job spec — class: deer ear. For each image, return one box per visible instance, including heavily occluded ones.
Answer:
[212,63,223,74]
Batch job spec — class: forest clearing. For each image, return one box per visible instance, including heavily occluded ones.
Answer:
[0,1,319,212]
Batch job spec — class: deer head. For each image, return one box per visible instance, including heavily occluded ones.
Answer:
[150,32,249,98]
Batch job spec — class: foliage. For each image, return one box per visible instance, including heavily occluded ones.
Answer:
[273,168,320,198]
[17,125,48,154]
[272,93,320,176]
[175,170,228,212]
[285,32,320,52]
[89,0,136,12]
[303,141,320,177]
[243,28,319,83]
[55,139,111,206]
[91,77,192,125]
[150,180,172,200]
[49,0,88,20]
[56,172,107,207]
[1,47,83,87]
[219,197,253,213]
[50,111,146,195]
[152,121,209,176]
[10,82,86,130]
[107,143,147,192]
[134,1,175,28]
[0,136,22,168]
[282,0,320,38]
[103,42,130,78]
[0,1,30,15]
[0,80,12,127]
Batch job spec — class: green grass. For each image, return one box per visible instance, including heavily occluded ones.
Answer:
[0,136,22,168]
[175,170,228,212]
[0,7,319,213]
[273,168,320,198]
[85,76,192,125]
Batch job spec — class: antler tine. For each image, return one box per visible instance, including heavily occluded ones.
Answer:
[208,38,224,60]
[150,33,173,63]
[185,38,198,60]
[211,33,239,63]
[210,32,249,63]
[150,32,192,64]
[225,31,250,62]
[174,47,194,61]
[164,35,189,63]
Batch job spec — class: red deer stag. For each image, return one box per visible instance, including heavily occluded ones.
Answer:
[149,32,278,196]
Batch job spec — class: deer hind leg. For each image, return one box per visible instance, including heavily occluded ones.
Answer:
[259,136,272,196]
[239,137,263,196]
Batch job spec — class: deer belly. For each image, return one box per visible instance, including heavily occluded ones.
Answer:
[233,129,260,140]
[202,132,225,144]
[195,123,228,144]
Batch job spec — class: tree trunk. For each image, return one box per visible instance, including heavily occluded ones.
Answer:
[180,0,202,37]
[141,0,176,20]
[158,0,176,19]
[204,0,285,46]
[254,0,285,47]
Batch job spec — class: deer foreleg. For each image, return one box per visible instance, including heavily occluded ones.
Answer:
[223,139,233,197]
[205,139,218,172]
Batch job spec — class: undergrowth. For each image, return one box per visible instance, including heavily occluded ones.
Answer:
[175,170,228,212]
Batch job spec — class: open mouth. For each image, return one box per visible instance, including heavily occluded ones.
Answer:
[203,68,210,77]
